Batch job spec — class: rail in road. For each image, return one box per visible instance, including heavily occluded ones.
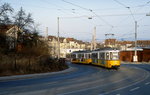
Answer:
[0,63,150,95]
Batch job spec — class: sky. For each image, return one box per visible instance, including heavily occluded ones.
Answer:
[1,0,150,42]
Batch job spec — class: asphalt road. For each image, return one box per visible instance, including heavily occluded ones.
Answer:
[0,62,150,95]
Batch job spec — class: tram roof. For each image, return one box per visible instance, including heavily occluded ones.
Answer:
[72,50,91,54]
[92,48,119,52]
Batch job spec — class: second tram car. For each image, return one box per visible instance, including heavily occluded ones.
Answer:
[71,48,120,69]
[71,51,92,64]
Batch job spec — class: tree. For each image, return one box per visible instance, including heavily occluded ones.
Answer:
[13,7,33,30]
[13,7,35,47]
[0,3,13,25]
[0,5,49,56]
[29,23,41,46]
[0,3,13,53]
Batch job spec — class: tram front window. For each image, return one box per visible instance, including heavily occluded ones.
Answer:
[111,52,119,60]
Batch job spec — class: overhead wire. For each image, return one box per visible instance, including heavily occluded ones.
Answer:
[113,0,150,21]
[115,29,135,40]
[62,0,113,27]
[136,1,150,22]
[39,0,97,39]
[61,0,117,42]
[136,1,150,7]
[113,0,136,22]
[62,0,90,11]
[113,0,150,40]
[61,0,97,26]
[41,0,96,24]
[62,0,137,40]
[61,0,150,40]
[112,0,137,40]
[40,0,78,16]
[113,0,128,8]
[21,0,149,41]
[127,7,136,22]
[114,0,150,40]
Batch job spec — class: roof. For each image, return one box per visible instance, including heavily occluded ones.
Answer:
[48,36,66,42]
[0,25,14,33]
[48,35,57,39]
[66,38,74,41]
[59,37,65,43]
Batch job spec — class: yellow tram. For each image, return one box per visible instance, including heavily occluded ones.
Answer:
[71,51,92,64]
[71,48,120,69]
[91,48,120,69]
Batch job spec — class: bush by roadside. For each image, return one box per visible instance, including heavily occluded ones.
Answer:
[0,54,68,76]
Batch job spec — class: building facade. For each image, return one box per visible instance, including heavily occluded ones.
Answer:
[47,36,91,58]
[0,25,23,50]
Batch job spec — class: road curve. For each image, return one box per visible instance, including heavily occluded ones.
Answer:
[0,63,150,95]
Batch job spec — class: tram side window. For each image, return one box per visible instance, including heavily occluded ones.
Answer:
[99,53,102,59]
[78,54,82,58]
[106,52,110,60]
[85,54,88,59]
[89,54,91,59]
[81,54,84,58]
[92,53,98,59]
[71,54,76,59]
[99,53,105,60]
[86,53,91,59]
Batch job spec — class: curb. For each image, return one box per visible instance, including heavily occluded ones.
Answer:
[121,62,150,64]
[0,64,77,82]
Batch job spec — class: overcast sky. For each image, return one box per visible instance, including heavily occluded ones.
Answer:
[2,0,150,42]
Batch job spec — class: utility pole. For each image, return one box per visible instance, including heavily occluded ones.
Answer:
[91,26,96,50]
[133,21,138,62]
[45,27,48,41]
[57,17,60,59]
[93,27,96,50]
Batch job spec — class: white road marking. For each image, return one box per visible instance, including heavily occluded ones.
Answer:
[116,94,120,95]
[59,66,150,95]
[99,67,150,95]
[58,77,131,95]
[130,87,140,92]
[145,82,150,85]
